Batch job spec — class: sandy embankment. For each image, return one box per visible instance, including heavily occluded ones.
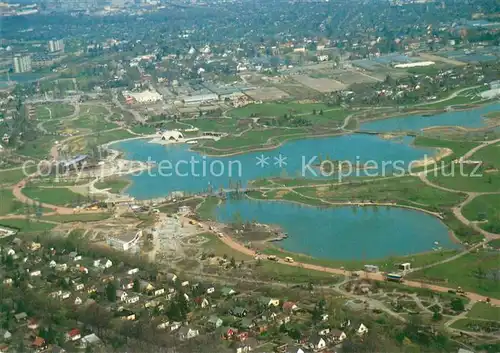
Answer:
[411,148,453,169]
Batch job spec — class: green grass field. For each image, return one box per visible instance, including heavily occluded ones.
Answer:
[66,116,118,131]
[41,213,110,223]
[229,102,332,118]
[0,188,24,216]
[462,194,500,233]
[0,219,56,233]
[196,196,220,220]
[15,135,56,159]
[428,164,500,193]
[92,129,135,145]
[413,137,478,160]
[0,167,36,185]
[189,118,242,133]
[22,187,85,207]
[95,177,131,194]
[407,251,500,298]
[419,95,484,110]
[35,103,75,120]
[466,302,500,321]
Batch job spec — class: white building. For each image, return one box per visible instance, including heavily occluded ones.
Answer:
[13,54,32,73]
[107,230,142,251]
[48,39,64,53]
[160,130,184,141]
[124,90,163,103]
[393,61,435,68]
[182,93,218,105]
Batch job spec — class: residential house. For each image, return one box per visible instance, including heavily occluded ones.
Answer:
[126,295,140,304]
[318,328,330,336]
[32,337,47,352]
[14,312,27,322]
[231,307,247,318]
[68,252,81,261]
[93,259,112,269]
[206,287,215,294]
[220,327,237,339]
[49,260,57,268]
[65,329,81,342]
[153,288,165,296]
[116,290,128,302]
[61,291,71,300]
[74,297,83,305]
[194,297,209,308]
[29,242,41,251]
[181,280,189,287]
[118,310,136,321]
[0,330,11,341]
[169,322,181,331]
[282,301,299,313]
[166,273,177,282]
[74,283,84,291]
[81,334,102,348]
[120,278,134,290]
[330,329,347,343]
[139,280,154,292]
[276,315,291,325]
[340,319,351,328]
[309,333,327,351]
[259,297,280,307]
[51,345,66,353]
[357,323,368,336]
[156,321,170,330]
[221,287,236,296]
[27,318,39,330]
[236,337,258,353]
[178,327,199,340]
[2,278,12,286]
[29,270,42,277]
[0,345,8,353]
[287,346,307,353]
[127,268,139,275]
[235,331,249,341]
[208,315,223,328]
[320,314,329,322]
[55,263,68,272]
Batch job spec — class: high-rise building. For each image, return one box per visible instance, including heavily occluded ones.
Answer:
[13,54,32,73]
[48,39,65,53]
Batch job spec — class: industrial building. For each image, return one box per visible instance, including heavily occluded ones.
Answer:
[182,93,218,105]
[48,39,64,53]
[123,90,162,103]
[13,54,32,73]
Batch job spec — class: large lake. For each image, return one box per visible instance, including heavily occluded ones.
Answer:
[114,134,434,198]
[360,102,500,132]
[215,198,460,260]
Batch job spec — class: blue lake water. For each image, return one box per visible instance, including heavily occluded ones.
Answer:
[114,134,435,199]
[360,102,500,132]
[215,198,460,260]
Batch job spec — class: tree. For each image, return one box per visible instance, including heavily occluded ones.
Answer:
[105,282,117,302]
[133,279,141,292]
[230,257,236,268]
[450,298,464,312]
[432,311,443,321]
[319,109,324,116]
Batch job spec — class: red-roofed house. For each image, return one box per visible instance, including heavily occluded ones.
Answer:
[32,337,47,352]
[27,318,39,330]
[282,301,299,313]
[65,329,81,342]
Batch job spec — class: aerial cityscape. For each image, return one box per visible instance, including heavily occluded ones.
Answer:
[0,0,499,352]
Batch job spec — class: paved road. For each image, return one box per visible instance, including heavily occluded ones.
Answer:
[414,86,481,107]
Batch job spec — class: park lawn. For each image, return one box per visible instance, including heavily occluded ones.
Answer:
[462,194,500,233]
[32,177,93,187]
[95,177,131,194]
[413,137,478,160]
[229,102,331,118]
[196,196,220,220]
[255,261,342,284]
[450,318,500,332]
[65,116,118,131]
[94,129,134,145]
[0,219,56,233]
[22,187,85,207]
[0,166,36,185]
[428,164,500,193]
[407,250,500,298]
[15,135,56,159]
[466,302,500,321]
[189,118,242,133]
[130,125,156,134]
[35,103,75,120]
[297,176,466,209]
[474,143,500,169]
[41,213,110,223]
[201,128,308,150]
[0,188,24,216]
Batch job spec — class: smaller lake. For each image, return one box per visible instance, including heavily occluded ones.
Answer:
[360,102,500,132]
[215,198,461,260]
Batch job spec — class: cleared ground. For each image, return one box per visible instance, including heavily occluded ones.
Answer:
[292,74,346,92]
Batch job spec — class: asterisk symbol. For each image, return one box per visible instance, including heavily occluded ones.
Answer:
[274,154,287,167]
[256,154,270,168]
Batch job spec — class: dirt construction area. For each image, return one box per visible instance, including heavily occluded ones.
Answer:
[292,74,347,92]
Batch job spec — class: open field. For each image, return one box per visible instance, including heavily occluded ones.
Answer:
[0,188,23,216]
[407,250,500,298]
[95,176,131,194]
[450,318,500,332]
[292,75,346,92]
[244,86,289,101]
[0,219,56,233]
[189,118,242,133]
[22,186,87,206]
[466,302,500,321]
[35,103,75,120]
[0,167,36,185]
[428,164,500,193]
[462,194,500,233]
[41,213,111,223]
[229,102,332,118]
[196,196,220,220]
[200,232,252,261]
[15,135,57,159]
[413,137,479,159]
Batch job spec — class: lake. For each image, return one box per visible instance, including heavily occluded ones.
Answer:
[215,198,460,260]
[360,102,500,132]
[114,134,435,199]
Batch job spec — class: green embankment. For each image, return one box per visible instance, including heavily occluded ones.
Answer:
[22,187,86,207]
[95,177,131,194]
